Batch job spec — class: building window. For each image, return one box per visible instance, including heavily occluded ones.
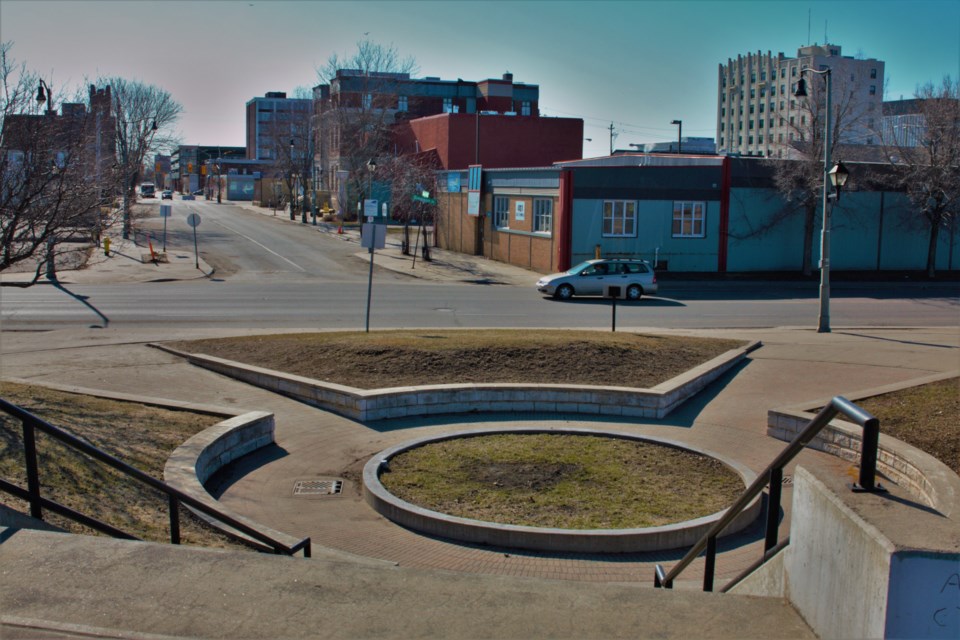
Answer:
[398,95,408,111]
[443,97,453,113]
[791,67,797,77]
[759,119,764,128]
[363,94,372,109]
[493,196,509,228]
[749,120,754,129]
[760,87,766,97]
[759,103,765,113]
[672,202,706,238]
[869,85,877,95]
[533,198,552,233]
[750,88,756,98]
[749,105,755,115]
[602,200,636,237]
[521,101,531,116]
[870,68,877,79]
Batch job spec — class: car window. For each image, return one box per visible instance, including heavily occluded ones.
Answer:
[606,262,625,274]
[624,263,648,274]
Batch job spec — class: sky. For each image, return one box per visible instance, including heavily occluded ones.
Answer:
[2,0,958,159]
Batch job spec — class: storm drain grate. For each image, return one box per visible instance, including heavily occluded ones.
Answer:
[293,480,343,496]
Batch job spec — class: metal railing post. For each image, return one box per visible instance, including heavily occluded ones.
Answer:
[169,495,181,545]
[857,417,881,491]
[703,535,717,592]
[22,419,43,519]
[765,467,783,552]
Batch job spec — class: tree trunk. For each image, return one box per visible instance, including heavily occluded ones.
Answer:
[926,214,940,279]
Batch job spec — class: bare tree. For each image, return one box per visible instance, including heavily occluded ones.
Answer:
[380,152,440,256]
[880,77,960,278]
[316,40,418,220]
[266,89,314,222]
[100,76,181,239]
[0,42,105,284]
[767,70,873,275]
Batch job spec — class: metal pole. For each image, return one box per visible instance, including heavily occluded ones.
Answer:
[193,225,199,269]
[818,70,832,333]
[365,245,374,333]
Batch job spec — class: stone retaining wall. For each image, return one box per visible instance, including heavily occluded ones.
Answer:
[152,341,760,422]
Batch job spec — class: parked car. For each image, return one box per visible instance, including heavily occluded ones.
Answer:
[536,259,657,300]
[161,190,173,200]
[192,189,204,196]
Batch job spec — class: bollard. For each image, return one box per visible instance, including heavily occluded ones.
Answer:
[103,237,111,256]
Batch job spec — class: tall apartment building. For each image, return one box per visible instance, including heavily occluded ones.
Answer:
[245,92,312,162]
[717,44,884,158]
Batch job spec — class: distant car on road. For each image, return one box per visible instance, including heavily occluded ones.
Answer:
[192,189,204,196]
[161,190,173,200]
[536,259,657,300]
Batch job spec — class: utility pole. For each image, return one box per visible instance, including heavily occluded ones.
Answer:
[608,123,616,155]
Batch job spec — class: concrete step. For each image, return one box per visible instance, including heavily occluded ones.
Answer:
[0,527,814,639]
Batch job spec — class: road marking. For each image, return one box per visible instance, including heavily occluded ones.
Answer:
[208,219,306,272]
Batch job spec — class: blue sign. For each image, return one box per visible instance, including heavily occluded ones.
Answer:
[446,172,461,193]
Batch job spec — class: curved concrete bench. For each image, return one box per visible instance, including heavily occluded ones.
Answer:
[363,427,762,553]
[152,341,760,423]
[162,411,307,551]
[767,371,960,518]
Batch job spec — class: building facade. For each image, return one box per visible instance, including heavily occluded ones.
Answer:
[436,155,960,275]
[245,92,312,162]
[170,145,245,194]
[717,44,884,158]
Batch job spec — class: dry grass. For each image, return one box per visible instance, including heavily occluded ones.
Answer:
[170,330,746,390]
[380,434,744,529]
[854,378,959,475]
[0,381,241,549]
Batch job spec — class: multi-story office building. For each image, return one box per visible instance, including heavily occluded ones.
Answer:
[717,44,884,158]
[245,92,312,163]
[170,145,245,194]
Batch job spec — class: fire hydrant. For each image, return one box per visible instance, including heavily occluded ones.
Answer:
[103,237,111,256]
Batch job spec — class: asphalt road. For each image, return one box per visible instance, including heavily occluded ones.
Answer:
[1,198,957,331]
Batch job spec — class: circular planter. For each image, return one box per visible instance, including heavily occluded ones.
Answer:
[363,427,761,553]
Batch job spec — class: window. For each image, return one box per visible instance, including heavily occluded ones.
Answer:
[780,84,786,95]
[759,119,764,128]
[759,103,765,113]
[672,202,706,238]
[869,85,877,95]
[750,72,756,82]
[780,68,786,78]
[749,120,754,130]
[750,88,756,98]
[534,198,552,233]
[493,196,509,227]
[398,95,408,111]
[801,115,806,125]
[521,101,531,116]
[602,200,636,237]
[870,68,877,79]
[760,87,767,97]
[791,67,797,77]
[363,94,372,109]
[443,97,453,113]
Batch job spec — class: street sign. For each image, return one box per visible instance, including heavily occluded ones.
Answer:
[361,223,387,249]
[363,199,379,218]
[186,213,201,228]
[160,204,172,217]
[412,194,437,205]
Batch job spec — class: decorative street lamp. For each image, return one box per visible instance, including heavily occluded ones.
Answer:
[795,66,845,333]
[671,119,682,154]
[36,79,55,113]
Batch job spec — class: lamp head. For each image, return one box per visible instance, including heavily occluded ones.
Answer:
[367,158,377,173]
[794,78,808,98]
[671,119,682,126]
[36,82,46,105]
[828,161,849,189]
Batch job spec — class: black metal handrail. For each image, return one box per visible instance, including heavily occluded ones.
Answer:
[0,398,311,558]
[655,395,881,592]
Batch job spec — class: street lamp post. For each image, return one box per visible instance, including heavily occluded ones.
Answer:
[36,80,58,280]
[671,119,682,154]
[795,67,849,333]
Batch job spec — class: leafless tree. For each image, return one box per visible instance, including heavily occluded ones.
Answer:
[316,40,418,220]
[99,76,181,239]
[266,89,314,222]
[0,42,105,284]
[380,152,440,255]
[766,70,873,275]
[880,77,960,278]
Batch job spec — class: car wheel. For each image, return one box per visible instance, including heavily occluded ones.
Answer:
[554,284,575,300]
[626,284,643,300]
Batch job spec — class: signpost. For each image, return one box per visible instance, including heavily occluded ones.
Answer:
[361,222,387,333]
[160,204,172,252]
[186,212,201,268]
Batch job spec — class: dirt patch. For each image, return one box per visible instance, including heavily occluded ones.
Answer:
[170,330,745,390]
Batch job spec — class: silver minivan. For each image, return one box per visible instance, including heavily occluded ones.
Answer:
[536,259,658,300]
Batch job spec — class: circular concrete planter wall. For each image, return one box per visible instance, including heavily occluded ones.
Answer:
[363,427,761,553]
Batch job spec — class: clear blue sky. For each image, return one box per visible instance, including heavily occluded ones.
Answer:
[3,0,957,159]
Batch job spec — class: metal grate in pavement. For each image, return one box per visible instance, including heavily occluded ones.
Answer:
[293,479,343,496]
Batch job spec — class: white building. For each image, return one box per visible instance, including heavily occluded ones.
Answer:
[717,44,884,158]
